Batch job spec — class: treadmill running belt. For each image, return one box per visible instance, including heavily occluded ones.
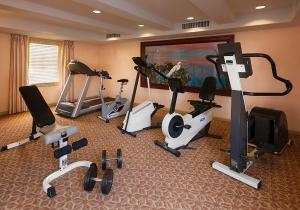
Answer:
[82,97,115,109]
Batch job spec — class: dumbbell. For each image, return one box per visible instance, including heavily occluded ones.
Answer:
[83,163,113,195]
[102,149,123,170]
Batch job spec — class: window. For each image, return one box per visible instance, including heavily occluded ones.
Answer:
[28,42,60,85]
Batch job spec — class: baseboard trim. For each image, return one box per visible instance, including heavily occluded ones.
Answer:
[0,111,8,116]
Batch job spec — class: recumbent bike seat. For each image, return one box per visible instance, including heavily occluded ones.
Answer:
[188,77,221,118]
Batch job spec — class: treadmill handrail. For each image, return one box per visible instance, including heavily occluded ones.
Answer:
[206,54,293,96]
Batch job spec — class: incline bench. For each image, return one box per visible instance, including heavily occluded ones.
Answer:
[18,85,93,198]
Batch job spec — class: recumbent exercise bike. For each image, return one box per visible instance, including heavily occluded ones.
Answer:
[125,57,222,157]
[154,71,222,157]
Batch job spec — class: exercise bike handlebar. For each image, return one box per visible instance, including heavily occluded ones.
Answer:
[206,54,293,96]
[132,57,169,81]
[241,53,292,96]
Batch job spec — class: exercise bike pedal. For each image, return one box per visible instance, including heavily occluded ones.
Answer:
[184,124,191,129]
[175,124,191,129]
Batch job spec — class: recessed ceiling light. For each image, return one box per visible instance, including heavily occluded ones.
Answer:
[187,17,194,20]
[93,10,101,14]
[138,24,144,27]
[255,5,266,10]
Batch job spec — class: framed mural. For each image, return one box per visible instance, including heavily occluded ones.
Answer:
[140,35,234,96]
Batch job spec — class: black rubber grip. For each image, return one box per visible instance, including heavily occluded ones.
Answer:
[72,138,88,151]
[54,145,72,159]
[1,146,8,152]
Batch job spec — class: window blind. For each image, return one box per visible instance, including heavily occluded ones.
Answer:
[28,43,59,85]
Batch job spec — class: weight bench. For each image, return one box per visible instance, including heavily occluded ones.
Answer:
[18,85,94,198]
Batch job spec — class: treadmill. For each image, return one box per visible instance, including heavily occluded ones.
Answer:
[55,60,114,118]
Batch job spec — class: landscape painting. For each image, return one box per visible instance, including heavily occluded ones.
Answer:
[140,35,234,96]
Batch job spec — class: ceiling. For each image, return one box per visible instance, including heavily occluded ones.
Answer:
[0,0,299,42]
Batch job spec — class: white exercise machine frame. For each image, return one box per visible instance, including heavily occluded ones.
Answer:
[118,57,169,137]
[212,54,262,189]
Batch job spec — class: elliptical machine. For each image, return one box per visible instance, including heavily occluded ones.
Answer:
[206,42,293,189]
[154,76,222,157]
[118,57,165,137]
[97,71,130,123]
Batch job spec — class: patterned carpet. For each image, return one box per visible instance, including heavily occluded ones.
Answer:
[0,109,299,210]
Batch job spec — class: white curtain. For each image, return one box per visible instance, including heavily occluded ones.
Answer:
[8,34,29,114]
[60,40,75,101]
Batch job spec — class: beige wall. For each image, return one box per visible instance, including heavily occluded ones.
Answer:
[0,26,299,131]
[236,27,300,132]
[98,26,300,132]
[73,41,102,99]
[0,33,102,111]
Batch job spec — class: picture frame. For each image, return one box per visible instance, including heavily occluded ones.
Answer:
[140,35,234,96]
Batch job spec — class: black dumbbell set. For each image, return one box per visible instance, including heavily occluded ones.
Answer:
[102,148,123,170]
[84,148,123,195]
[84,163,113,194]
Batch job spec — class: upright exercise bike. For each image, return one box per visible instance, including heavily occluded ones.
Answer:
[206,42,293,189]
[97,71,130,123]
[118,57,165,137]
[154,76,222,157]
